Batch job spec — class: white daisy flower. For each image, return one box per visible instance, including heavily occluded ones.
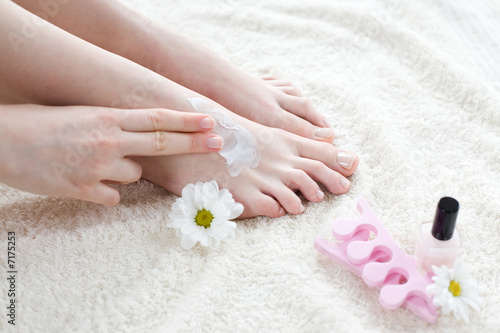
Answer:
[427,260,484,324]
[167,180,244,250]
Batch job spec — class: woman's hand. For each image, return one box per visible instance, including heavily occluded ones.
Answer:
[0,104,222,205]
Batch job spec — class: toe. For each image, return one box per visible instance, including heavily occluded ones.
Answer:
[295,159,351,195]
[278,86,303,97]
[270,111,334,143]
[278,95,327,128]
[285,170,324,202]
[260,74,279,81]
[296,139,359,176]
[234,189,284,219]
[263,182,305,215]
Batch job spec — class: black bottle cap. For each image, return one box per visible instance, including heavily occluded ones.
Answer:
[431,197,459,241]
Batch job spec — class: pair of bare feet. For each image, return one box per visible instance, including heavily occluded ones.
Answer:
[2,0,358,218]
[135,75,359,218]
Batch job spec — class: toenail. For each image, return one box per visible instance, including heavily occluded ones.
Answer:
[339,177,350,189]
[316,189,324,200]
[206,136,223,149]
[337,151,357,170]
[323,120,331,128]
[298,204,305,214]
[314,127,334,139]
[278,207,285,216]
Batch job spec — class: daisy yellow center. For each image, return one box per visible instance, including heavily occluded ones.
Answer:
[195,209,214,228]
[449,280,461,297]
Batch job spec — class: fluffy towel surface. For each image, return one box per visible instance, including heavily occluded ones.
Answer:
[1,0,499,331]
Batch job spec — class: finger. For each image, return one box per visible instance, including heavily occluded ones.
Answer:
[122,131,223,156]
[117,108,215,132]
[77,182,121,207]
[102,158,142,184]
[295,139,359,176]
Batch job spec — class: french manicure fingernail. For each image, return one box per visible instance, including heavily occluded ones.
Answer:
[316,189,324,200]
[206,136,223,149]
[298,204,305,214]
[314,127,334,139]
[337,151,357,170]
[200,117,215,129]
[339,177,350,189]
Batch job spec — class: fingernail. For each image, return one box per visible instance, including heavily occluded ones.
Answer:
[206,136,223,149]
[316,189,324,200]
[279,207,285,216]
[323,120,331,128]
[314,127,334,139]
[339,177,350,189]
[337,151,357,170]
[298,204,305,214]
[200,117,215,129]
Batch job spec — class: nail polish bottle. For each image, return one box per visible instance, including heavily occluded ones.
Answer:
[415,197,461,273]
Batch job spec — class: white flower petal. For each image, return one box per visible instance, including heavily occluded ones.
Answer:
[455,300,470,324]
[198,230,210,247]
[223,228,236,242]
[181,221,199,235]
[228,202,244,220]
[207,225,228,239]
[181,233,199,250]
[208,236,221,249]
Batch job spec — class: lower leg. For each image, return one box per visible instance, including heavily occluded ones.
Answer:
[12,0,333,141]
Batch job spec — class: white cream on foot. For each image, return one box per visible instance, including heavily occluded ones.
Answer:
[187,98,260,177]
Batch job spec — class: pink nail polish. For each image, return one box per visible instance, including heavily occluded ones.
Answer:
[415,197,461,273]
[206,136,223,149]
[337,151,357,170]
[339,177,350,189]
[200,117,215,129]
[314,128,334,139]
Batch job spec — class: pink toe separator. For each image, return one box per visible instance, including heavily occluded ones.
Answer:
[314,197,438,324]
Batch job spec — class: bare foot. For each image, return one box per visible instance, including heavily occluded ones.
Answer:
[134,100,358,219]
[206,72,335,144]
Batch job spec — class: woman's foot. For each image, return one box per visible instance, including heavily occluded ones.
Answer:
[205,72,336,143]
[134,100,358,219]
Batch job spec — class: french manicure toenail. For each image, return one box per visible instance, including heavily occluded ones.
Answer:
[200,117,215,129]
[298,205,305,214]
[314,127,334,139]
[279,207,285,215]
[206,136,223,149]
[323,120,331,128]
[337,151,357,170]
[316,189,324,200]
[339,177,350,189]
